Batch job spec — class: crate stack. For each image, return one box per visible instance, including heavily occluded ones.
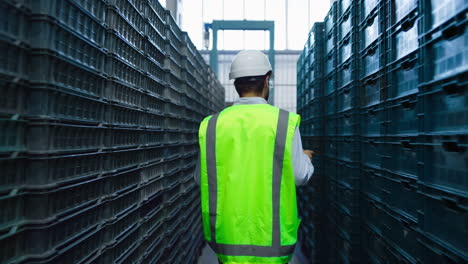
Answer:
[296,22,326,263]
[297,0,467,263]
[0,0,224,263]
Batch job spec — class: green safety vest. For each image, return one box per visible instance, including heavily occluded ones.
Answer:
[198,104,301,264]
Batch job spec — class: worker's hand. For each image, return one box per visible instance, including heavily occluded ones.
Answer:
[303,150,314,159]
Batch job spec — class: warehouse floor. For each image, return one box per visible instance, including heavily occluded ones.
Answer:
[197,242,309,264]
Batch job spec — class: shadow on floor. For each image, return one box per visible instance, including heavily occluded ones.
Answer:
[197,242,309,264]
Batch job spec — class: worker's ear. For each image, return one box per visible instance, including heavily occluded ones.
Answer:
[262,75,270,100]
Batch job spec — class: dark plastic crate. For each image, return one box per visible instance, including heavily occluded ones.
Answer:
[362,0,381,20]
[31,18,108,72]
[426,0,468,30]
[325,92,337,115]
[361,71,386,107]
[388,18,420,64]
[361,13,382,50]
[424,25,468,82]
[0,202,108,264]
[381,137,420,179]
[326,32,336,56]
[29,0,107,47]
[421,136,467,196]
[0,39,29,80]
[325,72,337,95]
[361,167,385,202]
[105,79,145,109]
[336,110,359,136]
[337,37,356,65]
[0,80,27,116]
[29,53,106,97]
[420,81,467,135]
[338,0,352,17]
[389,0,417,27]
[337,83,358,113]
[108,0,145,33]
[302,118,324,137]
[27,122,104,154]
[361,137,385,169]
[337,60,359,90]
[106,148,141,172]
[386,94,420,136]
[166,10,183,45]
[0,1,29,42]
[325,2,337,35]
[29,86,107,124]
[106,54,146,90]
[380,170,421,220]
[335,181,360,214]
[361,42,385,78]
[418,230,468,263]
[335,137,360,163]
[106,7,144,51]
[106,31,146,70]
[387,54,419,98]
[0,119,26,154]
[361,103,386,136]
[380,207,422,262]
[96,222,142,264]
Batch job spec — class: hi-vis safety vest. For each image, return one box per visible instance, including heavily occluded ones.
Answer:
[198,104,301,264]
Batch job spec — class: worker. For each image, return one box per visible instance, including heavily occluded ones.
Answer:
[194,50,314,264]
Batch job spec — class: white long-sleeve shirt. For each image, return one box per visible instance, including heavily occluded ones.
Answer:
[194,97,314,186]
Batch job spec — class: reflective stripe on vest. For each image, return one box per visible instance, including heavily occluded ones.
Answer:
[204,108,295,258]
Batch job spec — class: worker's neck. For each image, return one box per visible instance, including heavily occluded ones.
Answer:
[240,92,264,98]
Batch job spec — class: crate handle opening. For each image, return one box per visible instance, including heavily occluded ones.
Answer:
[401,19,415,32]
[442,141,464,152]
[400,100,416,109]
[442,24,463,40]
[441,80,462,94]
[442,198,464,213]
[400,59,415,70]
[400,140,412,148]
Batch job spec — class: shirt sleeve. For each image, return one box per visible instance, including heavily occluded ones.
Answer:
[292,127,314,185]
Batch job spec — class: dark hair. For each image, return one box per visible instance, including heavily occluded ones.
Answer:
[233,72,271,96]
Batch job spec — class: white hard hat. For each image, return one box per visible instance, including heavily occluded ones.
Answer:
[229,50,272,80]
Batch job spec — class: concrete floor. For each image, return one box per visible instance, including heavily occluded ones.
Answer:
[197,242,309,264]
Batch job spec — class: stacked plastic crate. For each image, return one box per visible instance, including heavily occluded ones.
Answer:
[298,0,467,263]
[416,0,468,262]
[0,0,224,263]
[296,22,326,264]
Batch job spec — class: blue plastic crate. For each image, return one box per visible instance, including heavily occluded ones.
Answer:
[302,118,324,137]
[29,0,107,47]
[337,83,358,112]
[387,54,419,98]
[361,167,385,203]
[106,31,146,71]
[31,18,108,72]
[418,230,468,263]
[29,86,108,124]
[361,42,385,78]
[338,0,352,17]
[0,39,29,80]
[426,25,468,82]
[380,170,421,221]
[427,0,468,30]
[337,60,359,90]
[325,72,337,95]
[361,71,386,107]
[388,19,420,63]
[325,2,337,35]
[325,92,337,115]
[106,7,145,51]
[421,136,467,196]
[0,119,26,155]
[361,13,382,50]
[335,137,360,163]
[29,53,107,97]
[0,0,29,42]
[361,138,384,169]
[420,82,467,135]
[381,137,420,179]
[361,104,386,136]
[326,51,337,75]
[106,54,146,90]
[336,110,359,136]
[335,181,360,215]
[390,0,418,27]
[362,0,380,20]
[0,80,27,116]
[386,94,420,136]
[0,201,109,264]
[326,31,336,55]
